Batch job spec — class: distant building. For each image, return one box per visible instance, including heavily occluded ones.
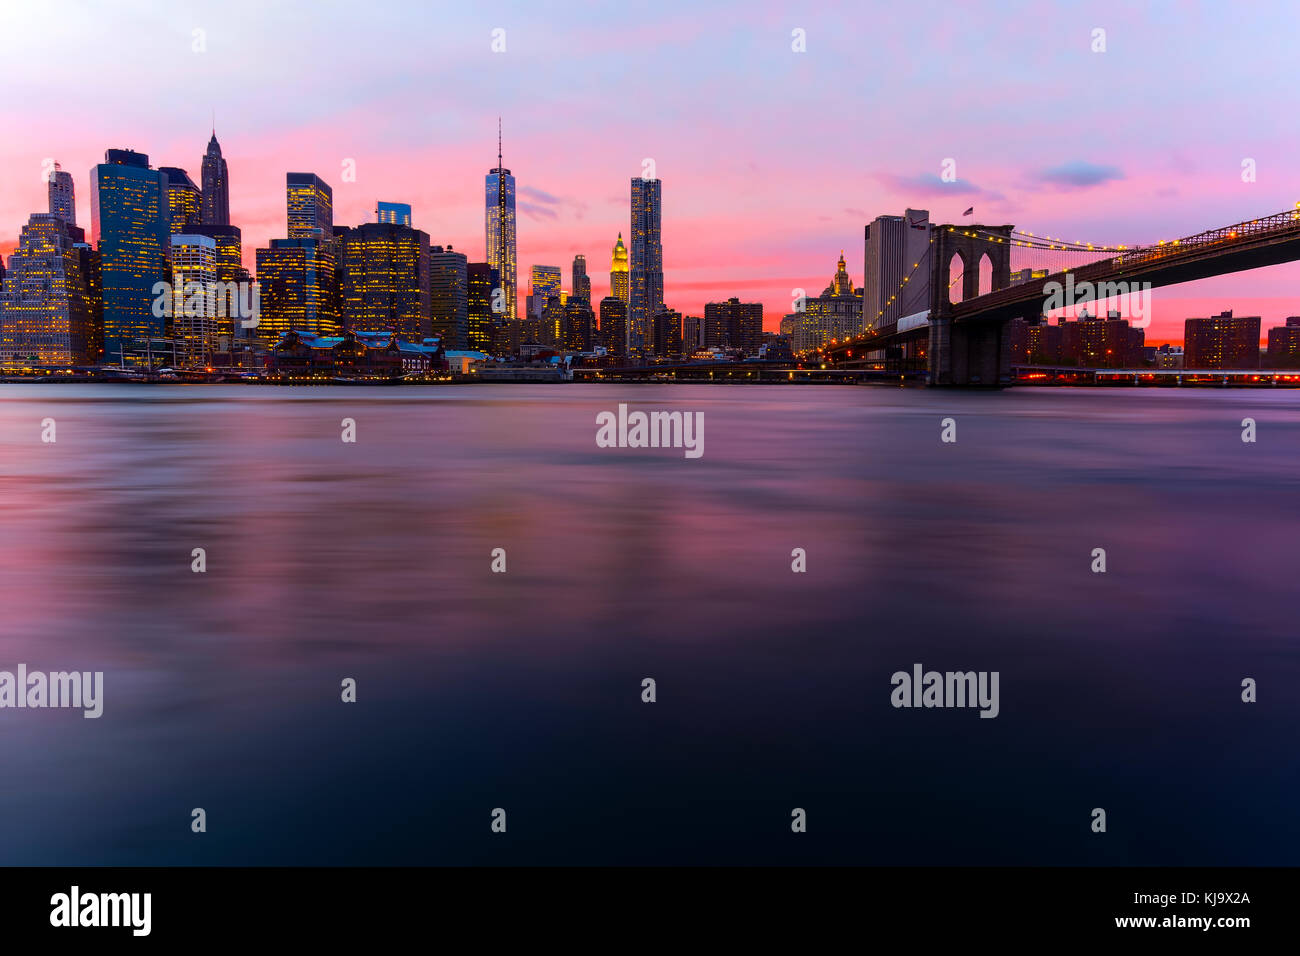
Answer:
[336,222,432,340]
[704,297,763,355]
[1152,344,1184,369]
[1008,318,1062,365]
[200,133,230,226]
[599,295,627,356]
[1008,268,1049,286]
[428,245,468,348]
[609,233,629,305]
[787,251,862,354]
[47,163,75,225]
[1184,310,1260,369]
[528,265,562,318]
[169,233,219,366]
[256,238,338,340]
[0,214,97,366]
[652,307,683,359]
[572,254,591,303]
[266,328,440,378]
[91,148,171,364]
[485,136,517,320]
[1059,310,1144,367]
[286,173,333,239]
[563,296,596,351]
[1266,317,1300,368]
[683,314,701,353]
[376,201,412,227]
[628,179,663,354]
[863,208,930,333]
[466,261,499,353]
[159,167,202,234]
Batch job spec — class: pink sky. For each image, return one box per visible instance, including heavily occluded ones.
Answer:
[1,0,1297,343]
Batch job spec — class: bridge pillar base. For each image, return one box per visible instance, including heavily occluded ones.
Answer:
[927,320,1013,388]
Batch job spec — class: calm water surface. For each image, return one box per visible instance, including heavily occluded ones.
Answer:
[0,383,1296,864]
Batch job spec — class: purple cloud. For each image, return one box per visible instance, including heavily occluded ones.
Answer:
[1034,161,1125,188]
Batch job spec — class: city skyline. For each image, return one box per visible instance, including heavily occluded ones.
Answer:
[2,1,1299,342]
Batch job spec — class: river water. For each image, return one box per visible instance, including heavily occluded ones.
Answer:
[0,383,1296,864]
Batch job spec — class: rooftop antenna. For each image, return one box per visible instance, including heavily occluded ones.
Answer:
[497,116,502,169]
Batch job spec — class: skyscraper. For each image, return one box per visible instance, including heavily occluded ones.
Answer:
[528,265,562,319]
[609,233,629,304]
[169,233,219,366]
[336,222,431,339]
[376,202,412,227]
[863,208,930,333]
[200,132,230,226]
[47,163,75,225]
[628,178,663,355]
[159,167,202,234]
[256,238,338,340]
[287,173,333,239]
[429,245,468,348]
[0,214,96,366]
[563,297,596,352]
[91,148,171,364]
[466,261,499,353]
[652,308,683,359]
[572,254,591,304]
[704,297,763,355]
[485,122,517,320]
[599,296,627,356]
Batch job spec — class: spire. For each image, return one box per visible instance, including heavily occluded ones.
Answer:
[497,117,502,169]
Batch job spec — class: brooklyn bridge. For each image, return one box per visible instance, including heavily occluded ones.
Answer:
[822,204,1300,386]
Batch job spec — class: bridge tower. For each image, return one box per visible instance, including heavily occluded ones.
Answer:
[928,224,1014,386]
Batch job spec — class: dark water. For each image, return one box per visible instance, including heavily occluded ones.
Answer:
[0,383,1296,865]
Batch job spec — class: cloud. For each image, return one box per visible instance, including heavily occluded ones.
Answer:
[519,202,559,221]
[519,185,561,204]
[874,172,983,197]
[1033,161,1124,188]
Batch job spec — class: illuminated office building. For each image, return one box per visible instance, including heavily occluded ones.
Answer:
[652,307,683,359]
[255,238,338,341]
[0,214,96,366]
[609,233,629,305]
[336,222,431,339]
[704,297,763,355]
[528,265,561,319]
[466,262,499,353]
[599,295,627,356]
[628,178,663,354]
[200,132,230,226]
[485,128,517,320]
[159,167,202,234]
[572,254,591,304]
[376,202,412,227]
[169,233,219,365]
[863,208,930,333]
[48,163,76,225]
[429,244,468,347]
[91,148,171,365]
[563,296,595,352]
[287,173,333,239]
[682,314,701,352]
